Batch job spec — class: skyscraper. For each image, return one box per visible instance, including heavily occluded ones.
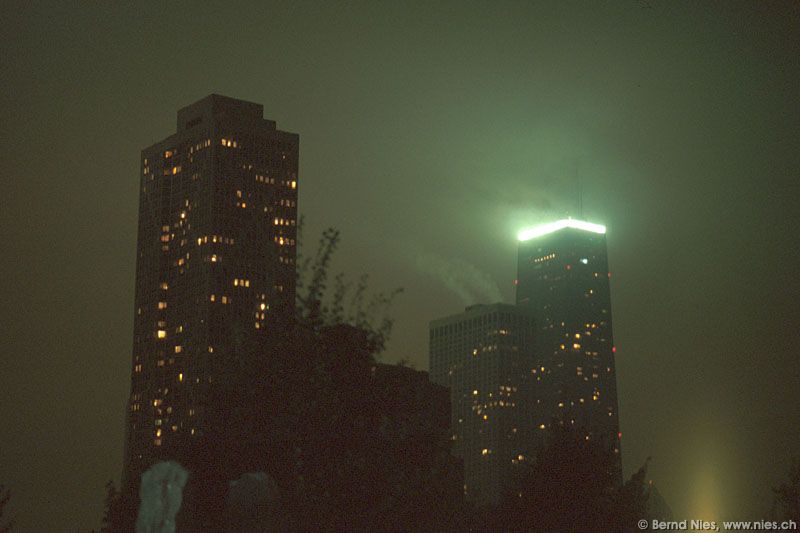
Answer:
[429,304,537,505]
[515,219,620,453]
[124,95,299,483]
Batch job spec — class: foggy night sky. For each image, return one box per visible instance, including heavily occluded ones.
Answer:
[1,1,799,530]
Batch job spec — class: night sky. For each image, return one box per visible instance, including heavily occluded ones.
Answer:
[2,2,799,530]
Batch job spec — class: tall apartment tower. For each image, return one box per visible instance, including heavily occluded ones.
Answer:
[124,95,299,483]
[515,219,620,454]
[429,304,537,505]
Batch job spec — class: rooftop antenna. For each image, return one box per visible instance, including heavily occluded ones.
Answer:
[576,159,583,219]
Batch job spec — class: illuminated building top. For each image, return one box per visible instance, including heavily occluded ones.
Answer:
[517,219,606,242]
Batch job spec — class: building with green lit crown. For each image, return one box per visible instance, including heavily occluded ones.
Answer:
[123,95,299,485]
[515,219,621,456]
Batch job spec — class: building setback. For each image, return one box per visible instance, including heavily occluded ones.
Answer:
[515,219,621,454]
[124,95,299,483]
[429,303,537,506]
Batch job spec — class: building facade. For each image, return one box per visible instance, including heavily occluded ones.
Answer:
[429,304,537,505]
[515,219,620,454]
[124,95,299,482]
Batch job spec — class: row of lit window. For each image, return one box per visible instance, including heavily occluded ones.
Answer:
[233,278,250,287]
[559,342,583,350]
[273,217,296,226]
[209,294,231,304]
[533,253,556,264]
[257,176,297,190]
[274,236,295,246]
[189,139,211,153]
[221,138,238,148]
[155,327,187,340]
[197,235,234,246]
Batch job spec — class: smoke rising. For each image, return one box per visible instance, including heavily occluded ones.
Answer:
[415,252,503,306]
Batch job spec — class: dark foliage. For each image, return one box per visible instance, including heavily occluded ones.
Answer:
[496,425,649,533]
[102,227,464,531]
[0,484,13,533]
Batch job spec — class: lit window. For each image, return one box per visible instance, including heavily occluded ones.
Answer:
[158,302,167,310]
[157,330,166,339]
[178,373,184,382]
[174,346,182,353]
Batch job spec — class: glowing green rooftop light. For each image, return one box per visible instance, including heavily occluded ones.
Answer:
[517,219,606,241]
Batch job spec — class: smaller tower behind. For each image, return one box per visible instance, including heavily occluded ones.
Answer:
[429,304,537,506]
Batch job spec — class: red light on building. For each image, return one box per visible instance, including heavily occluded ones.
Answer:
[612,346,616,353]
[513,279,519,286]
[565,264,571,270]
[607,272,611,278]
[618,432,622,439]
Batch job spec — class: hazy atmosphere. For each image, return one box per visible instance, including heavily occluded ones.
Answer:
[1,1,798,530]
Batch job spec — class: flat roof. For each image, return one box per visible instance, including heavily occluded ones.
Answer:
[517,219,606,241]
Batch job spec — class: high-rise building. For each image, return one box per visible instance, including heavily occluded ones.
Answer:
[124,95,299,483]
[515,219,620,453]
[429,304,537,505]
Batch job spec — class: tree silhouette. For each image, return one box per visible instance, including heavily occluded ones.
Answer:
[497,425,649,533]
[103,227,465,531]
[0,484,13,533]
